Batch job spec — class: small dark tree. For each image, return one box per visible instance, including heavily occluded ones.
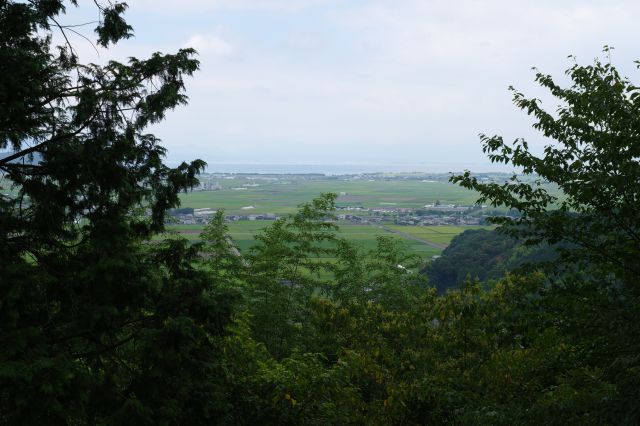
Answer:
[199,209,247,288]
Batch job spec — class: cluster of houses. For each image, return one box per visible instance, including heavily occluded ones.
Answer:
[168,209,280,225]
[193,181,223,191]
[169,204,487,226]
[334,204,487,226]
[394,215,484,226]
[228,213,278,222]
[336,212,484,226]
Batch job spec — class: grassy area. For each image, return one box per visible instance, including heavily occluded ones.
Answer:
[334,224,440,258]
[178,178,482,215]
[386,225,494,246]
[164,221,485,261]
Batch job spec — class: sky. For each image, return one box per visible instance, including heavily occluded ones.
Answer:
[60,0,640,171]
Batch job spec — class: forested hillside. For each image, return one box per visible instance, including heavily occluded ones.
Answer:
[2,2,640,424]
[425,228,561,293]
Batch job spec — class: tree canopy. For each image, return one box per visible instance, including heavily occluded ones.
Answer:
[452,48,640,286]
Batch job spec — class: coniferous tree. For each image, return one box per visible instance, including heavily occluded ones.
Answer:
[0,2,236,423]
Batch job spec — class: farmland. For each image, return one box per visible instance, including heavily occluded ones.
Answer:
[178,173,484,216]
[385,225,493,246]
[165,221,477,261]
[161,171,521,262]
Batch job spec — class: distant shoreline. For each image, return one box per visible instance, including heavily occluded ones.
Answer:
[0,152,518,175]
[184,163,519,175]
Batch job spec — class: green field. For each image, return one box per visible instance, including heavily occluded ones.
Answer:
[164,222,487,261]
[179,177,482,215]
[386,225,494,245]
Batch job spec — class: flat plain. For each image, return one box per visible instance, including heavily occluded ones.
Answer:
[165,173,506,261]
[178,175,482,215]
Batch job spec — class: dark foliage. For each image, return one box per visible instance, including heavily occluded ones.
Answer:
[425,228,561,292]
[0,2,236,423]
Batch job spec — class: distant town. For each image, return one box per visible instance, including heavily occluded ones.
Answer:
[166,171,524,227]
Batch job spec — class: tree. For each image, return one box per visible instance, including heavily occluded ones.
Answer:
[450,49,640,422]
[246,193,338,358]
[452,48,640,286]
[199,209,247,288]
[0,2,235,423]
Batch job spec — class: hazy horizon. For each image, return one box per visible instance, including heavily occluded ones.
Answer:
[179,161,518,175]
[0,152,516,174]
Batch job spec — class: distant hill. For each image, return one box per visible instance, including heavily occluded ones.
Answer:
[423,228,561,293]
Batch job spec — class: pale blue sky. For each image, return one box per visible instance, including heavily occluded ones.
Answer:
[61,0,640,171]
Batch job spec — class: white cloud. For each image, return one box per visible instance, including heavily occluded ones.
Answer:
[122,0,640,166]
[283,31,327,50]
[336,0,640,71]
[184,34,237,58]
